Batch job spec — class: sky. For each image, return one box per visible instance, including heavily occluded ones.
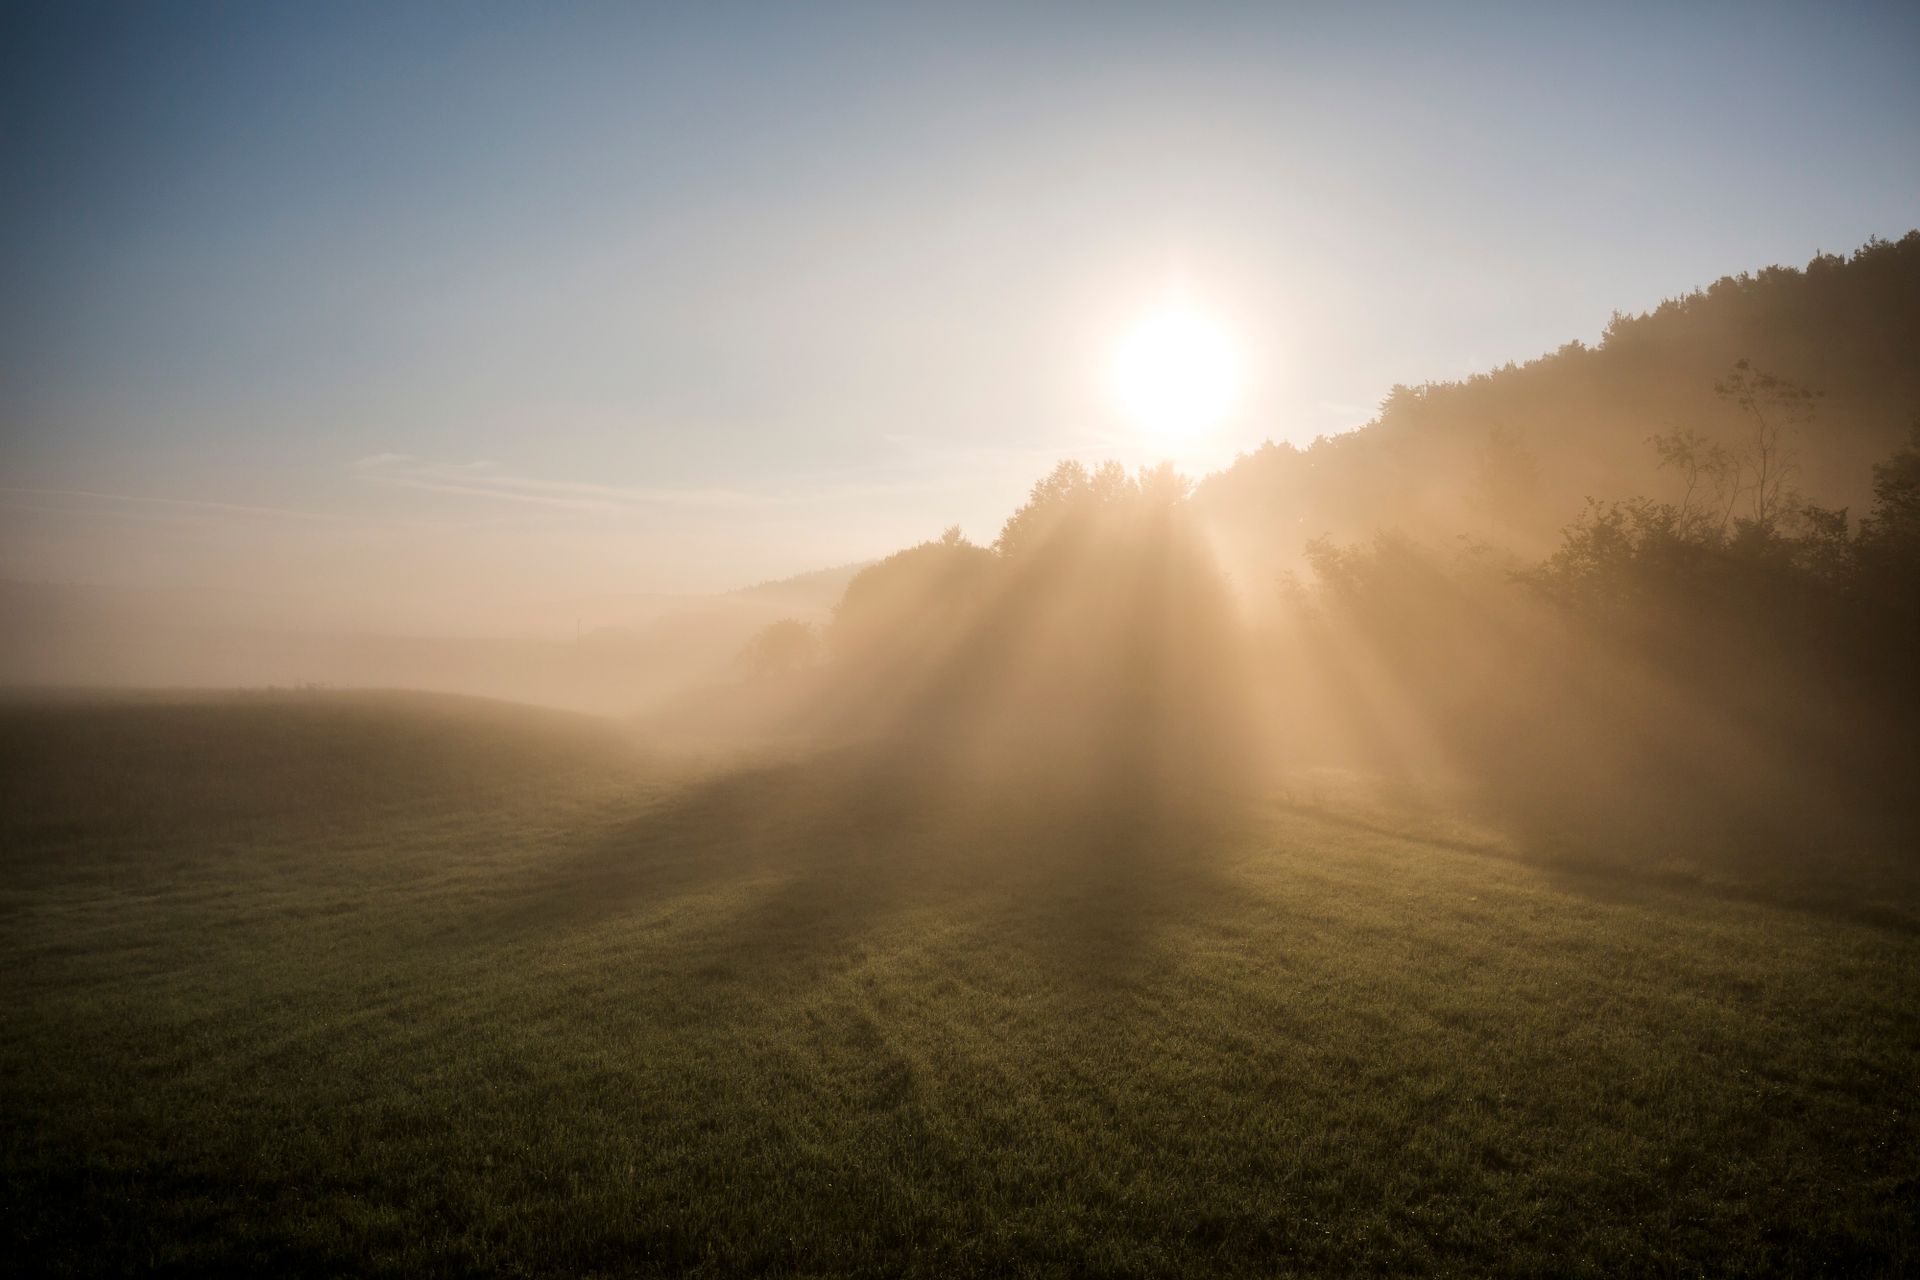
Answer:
[3,1,1917,632]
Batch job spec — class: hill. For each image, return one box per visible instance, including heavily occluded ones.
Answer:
[1197,232,1920,592]
[0,560,861,715]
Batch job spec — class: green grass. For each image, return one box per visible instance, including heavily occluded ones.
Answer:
[3,691,1916,1277]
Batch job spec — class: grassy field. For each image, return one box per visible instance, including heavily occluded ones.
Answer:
[3,691,1916,1277]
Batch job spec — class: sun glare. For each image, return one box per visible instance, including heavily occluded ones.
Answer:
[1109,299,1243,441]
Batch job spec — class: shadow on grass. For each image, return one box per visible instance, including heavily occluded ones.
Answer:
[476,741,1251,991]
[479,732,1919,1006]
[1279,790,1920,937]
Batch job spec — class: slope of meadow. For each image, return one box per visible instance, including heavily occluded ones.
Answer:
[3,692,1915,1277]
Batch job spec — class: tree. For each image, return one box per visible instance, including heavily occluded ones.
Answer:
[738,618,821,678]
[995,459,1193,559]
[1714,359,1815,529]
[1853,416,1920,609]
[1650,427,1735,532]
[828,532,995,663]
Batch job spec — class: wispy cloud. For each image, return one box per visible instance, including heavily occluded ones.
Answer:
[351,455,766,512]
[0,486,345,523]
[350,454,945,512]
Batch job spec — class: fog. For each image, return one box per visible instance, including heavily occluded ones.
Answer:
[9,238,1917,829]
[7,5,1918,827]
[10,7,1920,1276]
[0,567,858,715]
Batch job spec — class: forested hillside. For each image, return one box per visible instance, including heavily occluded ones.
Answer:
[694,232,1920,862]
[1196,232,1920,589]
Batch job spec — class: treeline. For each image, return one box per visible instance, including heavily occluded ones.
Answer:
[1285,414,1920,854]
[1196,231,1920,585]
[811,461,1251,804]
[717,233,1920,853]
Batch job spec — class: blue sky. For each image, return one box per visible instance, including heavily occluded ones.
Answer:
[2,2,1916,628]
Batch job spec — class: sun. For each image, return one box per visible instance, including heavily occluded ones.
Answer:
[1108,298,1243,442]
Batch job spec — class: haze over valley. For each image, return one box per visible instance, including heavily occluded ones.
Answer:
[4,5,1917,1277]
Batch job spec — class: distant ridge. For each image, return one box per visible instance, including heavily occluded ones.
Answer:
[731,561,870,602]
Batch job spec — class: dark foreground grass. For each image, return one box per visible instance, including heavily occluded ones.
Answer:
[2,691,1916,1277]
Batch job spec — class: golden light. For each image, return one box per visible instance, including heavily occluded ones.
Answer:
[1108,298,1243,442]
